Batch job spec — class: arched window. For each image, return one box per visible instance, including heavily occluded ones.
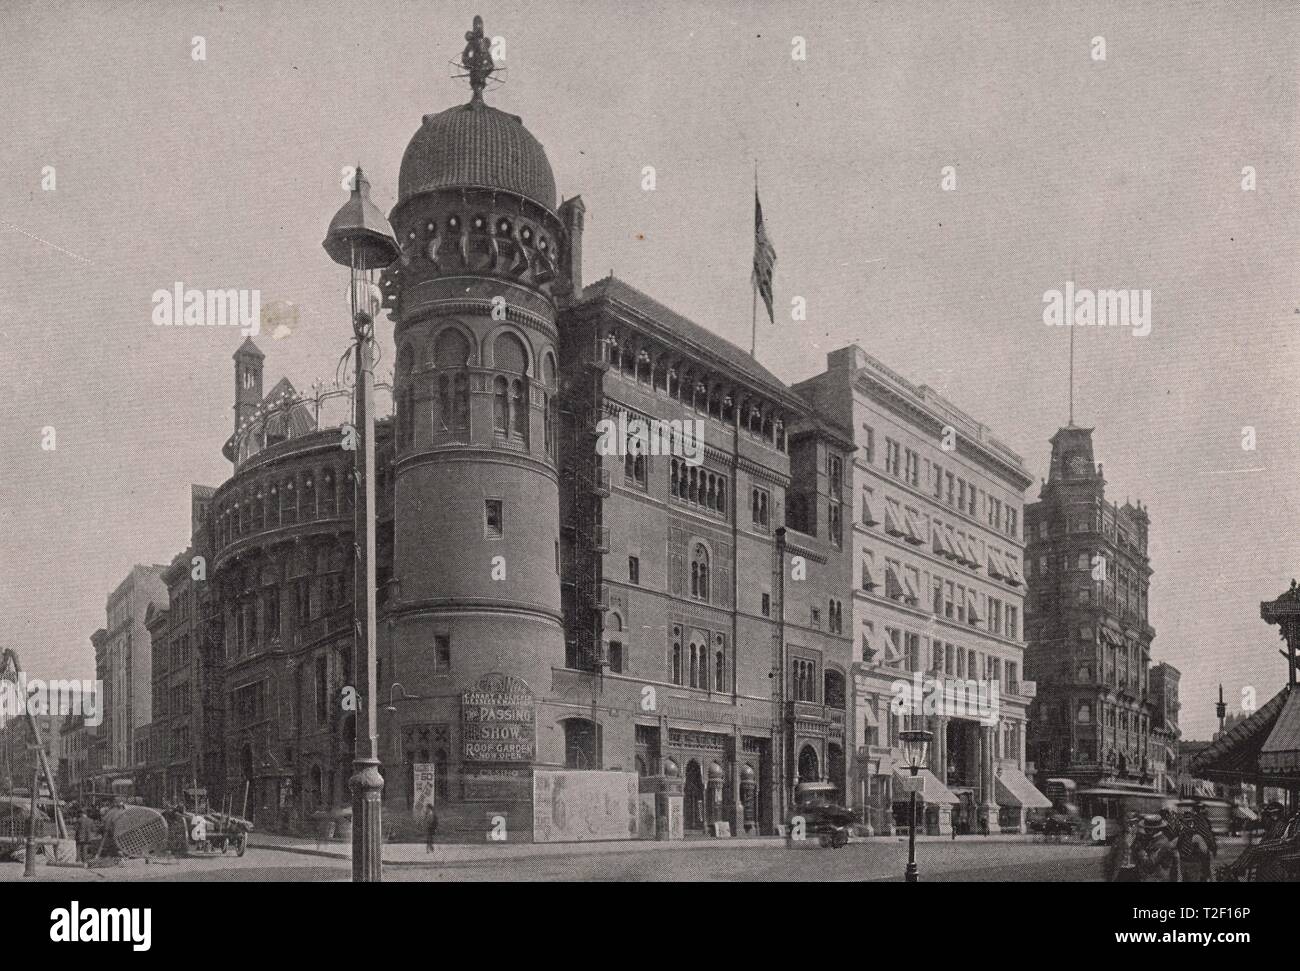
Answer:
[434,328,470,369]
[688,643,698,687]
[494,331,528,374]
[688,468,698,503]
[715,650,725,692]
[510,380,527,440]
[672,641,682,685]
[690,544,709,602]
[320,469,336,517]
[543,393,555,459]
[437,375,452,430]
[493,376,509,434]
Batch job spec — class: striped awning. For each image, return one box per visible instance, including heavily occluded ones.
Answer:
[1260,687,1300,774]
[994,767,1053,809]
[893,768,960,805]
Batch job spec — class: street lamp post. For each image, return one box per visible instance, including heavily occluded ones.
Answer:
[899,727,933,883]
[323,166,401,883]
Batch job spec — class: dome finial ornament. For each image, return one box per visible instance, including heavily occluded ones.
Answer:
[460,15,495,102]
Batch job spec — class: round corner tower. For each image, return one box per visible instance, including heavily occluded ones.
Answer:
[379,20,572,822]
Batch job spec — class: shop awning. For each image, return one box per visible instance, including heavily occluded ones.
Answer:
[893,768,960,805]
[994,766,1053,809]
[1260,687,1300,774]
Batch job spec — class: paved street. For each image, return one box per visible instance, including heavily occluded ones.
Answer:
[2,837,1246,882]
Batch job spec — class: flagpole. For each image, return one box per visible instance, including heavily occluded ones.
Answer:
[750,159,758,358]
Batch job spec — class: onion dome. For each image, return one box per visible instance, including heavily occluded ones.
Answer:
[398,100,556,212]
[397,16,556,211]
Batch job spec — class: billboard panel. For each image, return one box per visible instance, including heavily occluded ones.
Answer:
[532,770,639,843]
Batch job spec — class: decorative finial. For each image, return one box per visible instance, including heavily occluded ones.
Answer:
[461,15,495,101]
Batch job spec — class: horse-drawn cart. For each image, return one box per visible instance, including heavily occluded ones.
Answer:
[164,788,253,857]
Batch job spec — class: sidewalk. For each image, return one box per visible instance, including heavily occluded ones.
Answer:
[249,830,1047,864]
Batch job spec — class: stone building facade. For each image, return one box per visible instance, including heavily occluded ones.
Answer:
[1023,425,1158,790]
[796,345,1044,834]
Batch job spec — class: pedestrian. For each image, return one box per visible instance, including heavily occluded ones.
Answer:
[1133,814,1181,882]
[951,818,958,840]
[979,814,989,837]
[425,804,438,852]
[74,806,96,865]
[1177,809,1213,882]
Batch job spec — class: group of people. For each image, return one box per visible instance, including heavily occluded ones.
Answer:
[1106,805,1218,882]
[71,797,126,864]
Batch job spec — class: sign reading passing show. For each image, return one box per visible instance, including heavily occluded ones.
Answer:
[461,672,536,771]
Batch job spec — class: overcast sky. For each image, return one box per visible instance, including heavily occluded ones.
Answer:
[1,0,1297,738]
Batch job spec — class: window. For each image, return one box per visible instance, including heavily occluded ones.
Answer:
[628,556,640,584]
[435,635,451,669]
[827,454,843,501]
[672,628,683,685]
[715,649,725,692]
[904,449,919,487]
[761,592,771,617]
[905,633,921,672]
[485,499,504,539]
[862,425,875,464]
[690,544,710,601]
[792,658,818,702]
[885,438,901,477]
[828,503,842,547]
[752,487,771,529]
[810,606,821,629]
[493,376,509,434]
[933,463,944,500]
[607,641,623,674]
[265,587,280,642]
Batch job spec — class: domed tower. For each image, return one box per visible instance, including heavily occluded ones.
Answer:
[380,17,570,825]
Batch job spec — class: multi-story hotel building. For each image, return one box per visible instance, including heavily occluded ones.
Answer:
[797,345,1046,834]
[92,564,167,792]
[1023,424,1158,790]
[1148,661,1181,796]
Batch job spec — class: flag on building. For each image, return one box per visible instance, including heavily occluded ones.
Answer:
[752,190,776,324]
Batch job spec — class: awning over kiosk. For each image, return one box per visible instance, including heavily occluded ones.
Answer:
[892,768,959,805]
[994,767,1052,809]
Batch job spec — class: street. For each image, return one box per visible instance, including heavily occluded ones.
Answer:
[1,837,1247,882]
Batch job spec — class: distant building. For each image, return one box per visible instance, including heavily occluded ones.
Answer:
[92,564,168,792]
[1148,662,1181,795]
[1023,425,1158,790]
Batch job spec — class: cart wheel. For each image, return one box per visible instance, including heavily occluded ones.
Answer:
[235,833,247,857]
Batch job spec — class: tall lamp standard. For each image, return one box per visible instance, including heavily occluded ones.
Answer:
[899,727,933,883]
[323,166,401,882]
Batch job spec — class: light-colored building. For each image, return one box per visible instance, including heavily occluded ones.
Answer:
[796,344,1045,834]
[95,564,168,788]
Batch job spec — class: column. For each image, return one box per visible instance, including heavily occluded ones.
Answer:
[731,728,745,836]
[980,724,1001,834]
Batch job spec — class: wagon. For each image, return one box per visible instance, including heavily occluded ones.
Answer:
[164,789,253,857]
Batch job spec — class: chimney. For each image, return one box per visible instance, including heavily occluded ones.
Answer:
[559,196,586,301]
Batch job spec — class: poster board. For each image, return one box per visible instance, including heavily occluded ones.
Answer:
[532,770,639,843]
[412,763,436,818]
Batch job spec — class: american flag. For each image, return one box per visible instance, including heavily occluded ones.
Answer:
[752,190,776,324]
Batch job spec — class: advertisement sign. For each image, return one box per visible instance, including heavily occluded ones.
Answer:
[461,674,535,764]
[532,770,639,843]
[412,763,436,818]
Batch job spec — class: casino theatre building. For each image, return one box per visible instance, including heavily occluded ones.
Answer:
[204,19,854,840]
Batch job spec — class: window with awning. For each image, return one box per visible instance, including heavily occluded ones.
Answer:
[903,511,925,545]
[884,506,904,536]
[967,590,982,623]
[987,550,1007,579]
[885,568,904,601]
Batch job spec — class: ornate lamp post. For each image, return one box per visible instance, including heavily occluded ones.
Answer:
[323,166,401,882]
[899,727,933,883]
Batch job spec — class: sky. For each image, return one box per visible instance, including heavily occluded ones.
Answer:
[1,0,1297,739]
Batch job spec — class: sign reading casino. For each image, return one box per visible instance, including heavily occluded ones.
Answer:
[461,673,535,765]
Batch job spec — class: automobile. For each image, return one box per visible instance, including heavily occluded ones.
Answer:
[791,782,855,848]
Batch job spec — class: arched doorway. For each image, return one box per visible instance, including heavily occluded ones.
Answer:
[683,760,705,832]
[827,743,845,806]
[797,745,820,785]
[563,719,598,769]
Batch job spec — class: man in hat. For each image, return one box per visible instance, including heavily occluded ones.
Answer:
[1133,814,1181,882]
[1178,807,1214,882]
[1105,811,1142,882]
